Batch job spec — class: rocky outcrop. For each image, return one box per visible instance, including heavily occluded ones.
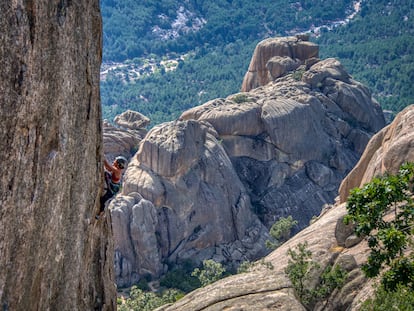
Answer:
[111,193,164,287]
[182,57,384,230]
[156,106,414,311]
[111,37,385,287]
[241,35,319,92]
[114,109,150,130]
[111,120,270,286]
[103,110,149,161]
[339,105,414,202]
[156,203,370,311]
[0,2,115,310]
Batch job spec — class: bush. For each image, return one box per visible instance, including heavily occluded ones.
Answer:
[292,68,306,81]
[314,265,347,300]
[191,259,226,287]
[159,267,200,293]
[285,242,319,305]
[231,93,251,103]
[266,216,298,250]
[360,284,414,311]
[285,242,347,307]
[237,261,253,274]
[117,286,183,311]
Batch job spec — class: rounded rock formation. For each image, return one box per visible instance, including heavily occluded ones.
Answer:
[111,37,385,287]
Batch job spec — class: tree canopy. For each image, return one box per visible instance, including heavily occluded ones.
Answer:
[345,163,414,291]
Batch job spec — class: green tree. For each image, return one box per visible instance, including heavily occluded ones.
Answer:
[191,259,226,287]
[285,242,347,308]
[159,263,200,293]
[344,163,414,291]
[266,216,298,250]
[100,1,414,124]
[285,242,319,305]
[317,0,414,113]
[237,260,253,274]
[360,284,414,311]
[118,286,183,311]
[314,265,347,300]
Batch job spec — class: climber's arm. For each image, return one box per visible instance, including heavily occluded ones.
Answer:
[103,158,114,172]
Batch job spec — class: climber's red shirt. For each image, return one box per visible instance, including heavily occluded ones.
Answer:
[104,159,122,183]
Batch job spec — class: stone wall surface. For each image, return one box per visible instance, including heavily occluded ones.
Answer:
[0,1,115,310]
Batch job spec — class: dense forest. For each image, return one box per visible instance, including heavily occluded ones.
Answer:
[100,0,414,125]
[316,0,414,113]
[101,0,351,61]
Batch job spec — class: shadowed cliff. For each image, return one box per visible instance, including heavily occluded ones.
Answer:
[0,2,115,310]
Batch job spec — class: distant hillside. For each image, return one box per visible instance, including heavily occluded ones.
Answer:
[100,0,352,62]
[100,0,413,124]
[315,0,414,113]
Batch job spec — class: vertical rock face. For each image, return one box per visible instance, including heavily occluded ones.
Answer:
[0,2,115,310]
[339,105,414,202]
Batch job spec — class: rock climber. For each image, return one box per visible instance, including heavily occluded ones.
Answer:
[98,155,128,217]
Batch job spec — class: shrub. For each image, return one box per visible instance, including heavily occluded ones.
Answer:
[159,266,200,293]
[191,259,226,287]
[314,264,347,300]
[117,286,183,311]
[266,216,298,250]
[237,259,273,274]
[237,261,253,274]
[360,284,414,311]
[285,242,319,304]
[285,242,347,307]
[231,93,251,103]
[292,68,305,81]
